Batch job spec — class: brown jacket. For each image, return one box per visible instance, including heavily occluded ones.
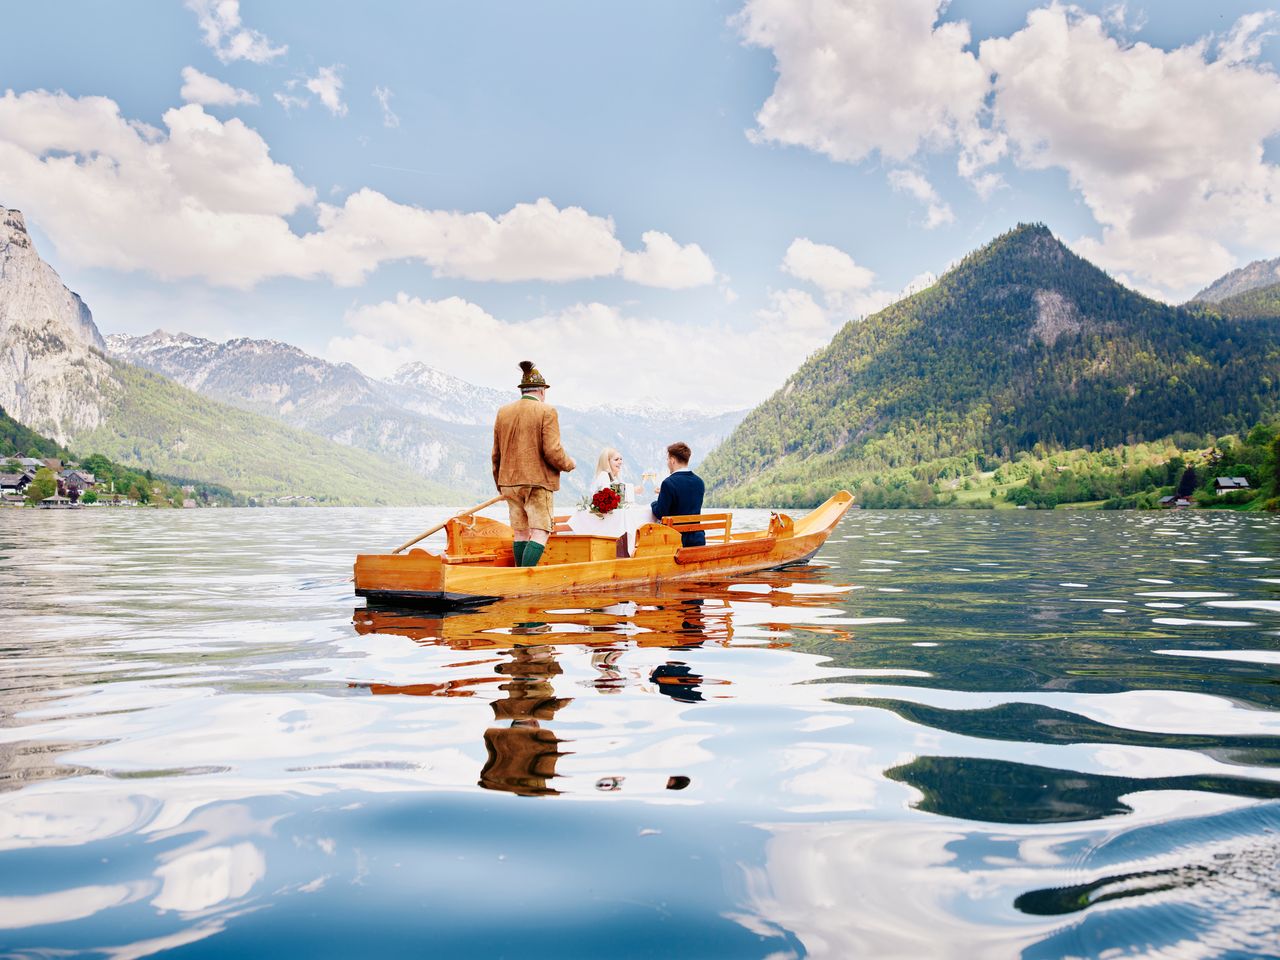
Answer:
[492,397,575,491]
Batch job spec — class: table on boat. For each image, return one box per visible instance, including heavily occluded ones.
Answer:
[566,504,657,556]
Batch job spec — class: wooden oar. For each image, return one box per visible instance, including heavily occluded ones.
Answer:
[392,494,507,554]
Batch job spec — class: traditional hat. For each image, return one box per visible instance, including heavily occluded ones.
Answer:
[518,360,549,389]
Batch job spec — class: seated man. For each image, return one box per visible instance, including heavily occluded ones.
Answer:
[650,441,706,547]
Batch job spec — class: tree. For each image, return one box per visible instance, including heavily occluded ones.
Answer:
[1176,465,1198,498]
[24,467,56,505]
[81,491,98,505]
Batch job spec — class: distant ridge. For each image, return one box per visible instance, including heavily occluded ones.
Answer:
[1191,256,1280,304]
[109,331,748,495]
[703,223,1280,506]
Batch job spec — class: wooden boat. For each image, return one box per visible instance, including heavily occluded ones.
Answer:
[354,490,854,609]
[352,569,857,651]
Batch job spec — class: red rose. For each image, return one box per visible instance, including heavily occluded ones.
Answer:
[591,487,621,515]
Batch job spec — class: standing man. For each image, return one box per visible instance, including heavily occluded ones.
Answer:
[492,360,576,566]
[651,442,706,547]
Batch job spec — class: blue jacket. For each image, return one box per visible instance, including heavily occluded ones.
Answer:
[651,470,706,546]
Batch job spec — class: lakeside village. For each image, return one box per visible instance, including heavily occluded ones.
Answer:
[0,438,1272,513]
[0,454,248,510]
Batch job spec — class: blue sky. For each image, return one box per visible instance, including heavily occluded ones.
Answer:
[2,1,1278,411]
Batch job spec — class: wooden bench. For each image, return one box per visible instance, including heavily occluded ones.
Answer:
[661,512,732,543]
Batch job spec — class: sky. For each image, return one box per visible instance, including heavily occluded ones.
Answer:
[2,0,1279,412]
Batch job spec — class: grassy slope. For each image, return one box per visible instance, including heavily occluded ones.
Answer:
[70,360,466,505]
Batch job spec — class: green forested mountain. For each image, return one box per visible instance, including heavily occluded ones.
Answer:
[0,404,67,459]
[1211,282,1280,320]
[703,224,1280,506]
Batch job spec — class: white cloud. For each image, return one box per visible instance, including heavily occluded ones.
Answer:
[0,89,715,290]
[979,5,1280,299]
[781,238,895,316]
[782,238,873,296]
[0,92,314,286]
[1216,11,1277,66]
[736,0,1000,222]
[325,292,839,410]
[886,169,955,229]
[311,191,626,285]
[179,66,258,107]
[373,86,399,128]
[305,66,346,117]
[738,0,1280,301]
[619,230,716,288]
[186,0,286,64]
[273,90,308,113]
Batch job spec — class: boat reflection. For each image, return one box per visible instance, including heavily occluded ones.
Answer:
[351,571,855,797]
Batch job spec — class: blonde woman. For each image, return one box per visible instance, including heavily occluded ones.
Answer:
[568,447,654,553]
[591,447,643,500]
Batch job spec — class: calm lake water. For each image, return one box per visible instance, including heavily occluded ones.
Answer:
[1,507,1278,959]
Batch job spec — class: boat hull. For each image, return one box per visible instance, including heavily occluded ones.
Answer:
[355,491,853,609]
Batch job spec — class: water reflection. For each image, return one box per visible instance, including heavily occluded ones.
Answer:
[2,508,1280,956]
[351,588,782,798]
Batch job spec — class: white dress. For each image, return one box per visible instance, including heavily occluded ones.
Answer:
[567,472,656,554]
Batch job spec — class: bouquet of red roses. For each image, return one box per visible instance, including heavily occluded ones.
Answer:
[589,485,622,517]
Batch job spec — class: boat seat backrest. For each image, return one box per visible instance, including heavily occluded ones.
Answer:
[661,512,733,543]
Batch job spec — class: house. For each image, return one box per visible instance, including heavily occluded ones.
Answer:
[1214,477,1251,495]
[38,495,74,509]
[182,498,197,509]
[1158,495,1192,509]
[42,458,63,473]
[0,473,31,493]
[15,457,44,472]
[59,469,96,488]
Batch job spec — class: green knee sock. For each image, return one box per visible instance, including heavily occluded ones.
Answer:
[512,540,528,565]
[521,542,545,567]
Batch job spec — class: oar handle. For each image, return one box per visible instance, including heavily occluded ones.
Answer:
[392,494,507,554]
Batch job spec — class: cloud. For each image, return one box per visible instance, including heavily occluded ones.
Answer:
[619,231,716,288]
[886,169,955,229]
[0,92,314,285]
[1216,11,1277,66]
[179,66,258,107]
[736,0,999,222]
[781,238,895,316]
[738,0,1280,301]
[782,238,873,295]
[312,191,628,285]
[325,292,840,410]
[273,90,308,113]
[373,86,399,128]
[979,5,1280,299]
[186,0,286,64]
[0,89,716,290]
[304,66,346,117]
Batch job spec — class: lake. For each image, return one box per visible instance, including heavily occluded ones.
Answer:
[1,507,1278,958]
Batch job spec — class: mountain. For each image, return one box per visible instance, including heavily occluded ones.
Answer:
[0,208,118,444]
[390,362,509,425]
[108,332,747,497]
[1208,282,1280,321]
[1191,256,1280,304]
[0,206,462,504]
[0,403,66,460]
[703,223,1280,506]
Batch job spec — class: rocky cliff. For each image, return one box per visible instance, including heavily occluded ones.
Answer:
[0,207,117,443]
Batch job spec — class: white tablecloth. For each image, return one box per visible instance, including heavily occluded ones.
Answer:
[566,504,657,556]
